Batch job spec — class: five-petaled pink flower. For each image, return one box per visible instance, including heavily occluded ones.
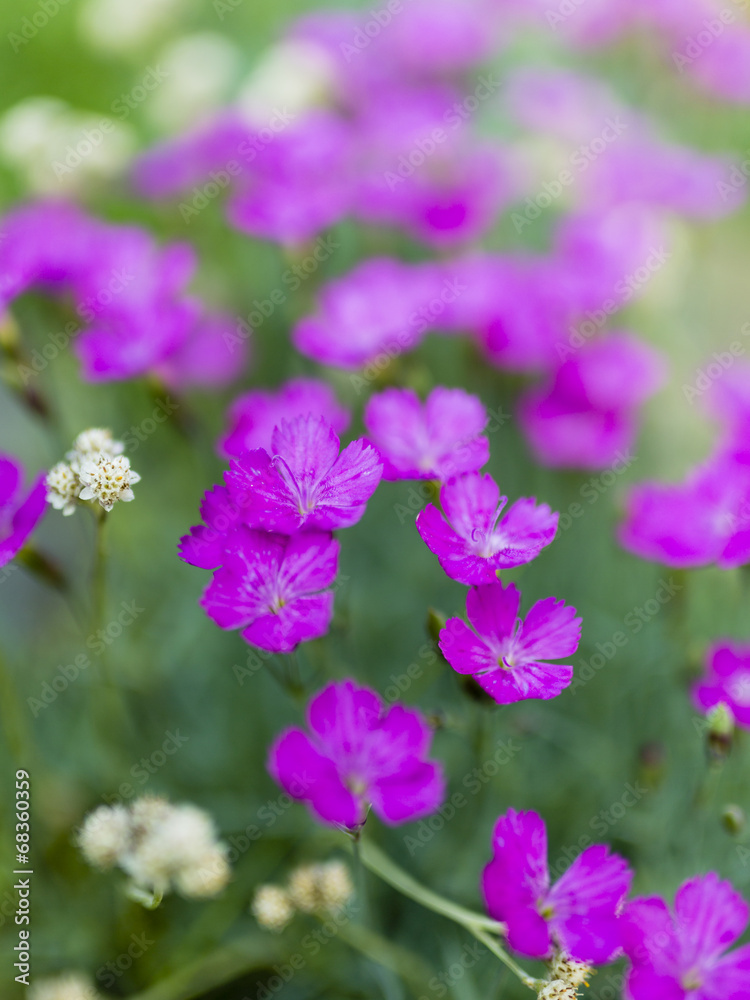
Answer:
[226,415,382,533]
[0,454,46,568]
[416,473,558,584]
[268,679,445,828]
[364,386,489,482]
[621,873,750,999]
[439,582,581,703]
[482,808,632,963]
[200,526,339,652]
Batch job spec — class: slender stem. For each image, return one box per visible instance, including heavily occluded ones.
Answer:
[353,841,541,990]
[330,916,434,995]
[353,839,503,933]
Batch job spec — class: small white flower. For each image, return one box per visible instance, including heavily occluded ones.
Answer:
[537,981,578,1000]
[550,953,592,989]
[319,860,354,911]
[78,454,141,511]
[45,462,80,516]
[77,804,131,870]
[288,860,354,913]
[68,428,124,470]
[174,847,231,898]
[252,884,295,932]
[29,971,101,1000]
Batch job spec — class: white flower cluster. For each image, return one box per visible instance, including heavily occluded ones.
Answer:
[46,428,140,516]
[29,972,101,1000]
[77,796,230,902]
[537,952,593,999]
[252,859,354,932]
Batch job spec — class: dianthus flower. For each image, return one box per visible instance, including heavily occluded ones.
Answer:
[518,334,666,470]
[692,642,750,729]
[269,680,444,828]
[416,473,558,584]
[292,257,442,370]
[482,809,632,963]
[0,454,46,567]
[621,873,750,998]
[200,526,339,652]
[225,415,382,533]
[439,582,581,703]
[619,455,750,569]
[364,386,488,481]
[219,377,350,459]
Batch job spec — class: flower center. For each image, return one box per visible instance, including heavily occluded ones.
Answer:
[681,971,702,991]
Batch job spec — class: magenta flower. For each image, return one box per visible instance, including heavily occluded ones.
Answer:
[619,456,750,569]
[268,680,445,828]
[179,485,245,570]
[292,257,441,370]
[518,334,666,470]
[693,642,750,729]
[0,455,46,569]
[439,582,581,703]
[364,386,489,482]
[219,378,350,459]
[622,874,750,999]
[226,416,382,533]
[482,809,632,963]
[200,527,338,652]
[416,473,558,585]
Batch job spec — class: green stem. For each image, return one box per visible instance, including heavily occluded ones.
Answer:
[353,841,541,990]
[331,917,434,996]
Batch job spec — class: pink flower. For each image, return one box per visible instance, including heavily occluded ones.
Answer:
[219,378,350,459]
[416,473,558,585]
[179,485,246,570]
[0,455,46,568]
[693,642,750,729]
[518,334,666,470]
[364,386,489,481]
[225,416,382,534]
[482,809,632,963]
[268,680,445,828]
[200,527,339,653]
[439,582,581,703]
[622,874,750,999]
[292,257,441,370]
[619,456,750,569]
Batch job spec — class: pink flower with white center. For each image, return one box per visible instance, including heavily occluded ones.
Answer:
[225,415,382,534]
[200,526,339,653]
[483,809,632,964]
[416,473,559,585]
[693,642,750,730]
[439,582,581,704]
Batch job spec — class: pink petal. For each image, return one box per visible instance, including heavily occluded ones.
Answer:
[439,618,497,675]
[371,760,445,824]
[268,728,361,828]
[313,439,383,528]
[515,596,582,662]
[674,873,748,967]
[703,943,750,999]
[466,582,521,641]
[241,593,334,652]
[474,660,573,704]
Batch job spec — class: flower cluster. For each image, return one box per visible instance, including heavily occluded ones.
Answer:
[0,201,247,388]
[46,428,140,515]
[252,858,354,932]
[77,796,230,902]
[181,394,381,652]
[29,972,101,1000]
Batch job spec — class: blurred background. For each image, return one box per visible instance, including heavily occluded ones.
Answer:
[1,1,750,998]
